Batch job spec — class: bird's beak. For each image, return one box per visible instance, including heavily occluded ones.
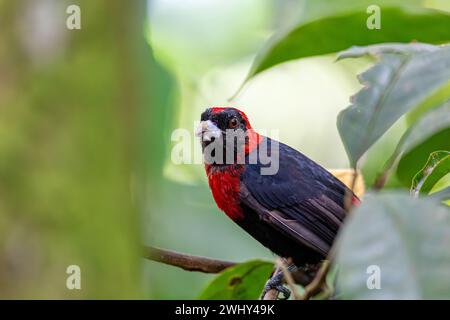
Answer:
[195,120,222,141]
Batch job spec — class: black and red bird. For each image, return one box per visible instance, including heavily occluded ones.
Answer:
[196,107,359,296]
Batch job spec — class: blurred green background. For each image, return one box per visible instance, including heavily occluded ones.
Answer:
[0,0,448,299]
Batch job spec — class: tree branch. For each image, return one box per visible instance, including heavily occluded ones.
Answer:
[144,245,314,300]
[143,245,236,273]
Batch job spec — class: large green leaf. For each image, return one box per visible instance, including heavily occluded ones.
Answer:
[335,192,450,299]
[337,44,450,166]
[411,151,450,196]
[245,6,450,81]
[198,260,274,300]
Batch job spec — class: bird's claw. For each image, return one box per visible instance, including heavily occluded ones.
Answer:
[261,273,291,300]
[262,283,291,300]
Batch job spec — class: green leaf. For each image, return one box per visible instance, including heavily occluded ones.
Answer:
[411,151,450,196]
[198,260,274,300]
[335,192,450,299]
[397,129,450,187]
[337,45,450,166]
[245,6,450,81]
[377,101,450,182]
[395,103,450,186]
[406,81,450,126]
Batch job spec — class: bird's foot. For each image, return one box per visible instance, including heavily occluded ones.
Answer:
[261,271,291,300]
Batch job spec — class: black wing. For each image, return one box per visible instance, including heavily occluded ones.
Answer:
[240,137,354,256]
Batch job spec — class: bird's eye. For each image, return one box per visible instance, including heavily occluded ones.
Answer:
[229,118,238,128]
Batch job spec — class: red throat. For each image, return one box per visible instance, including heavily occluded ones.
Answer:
[205,165,244,221]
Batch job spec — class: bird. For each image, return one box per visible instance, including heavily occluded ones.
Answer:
[196,107,359,298]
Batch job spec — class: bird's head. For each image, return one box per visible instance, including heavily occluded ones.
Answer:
[196,107,261,164]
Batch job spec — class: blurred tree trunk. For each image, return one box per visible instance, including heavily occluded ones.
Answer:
[0,0,163,298]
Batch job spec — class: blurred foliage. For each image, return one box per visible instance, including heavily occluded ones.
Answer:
[0,0,159,298]
[335,193,450,299]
